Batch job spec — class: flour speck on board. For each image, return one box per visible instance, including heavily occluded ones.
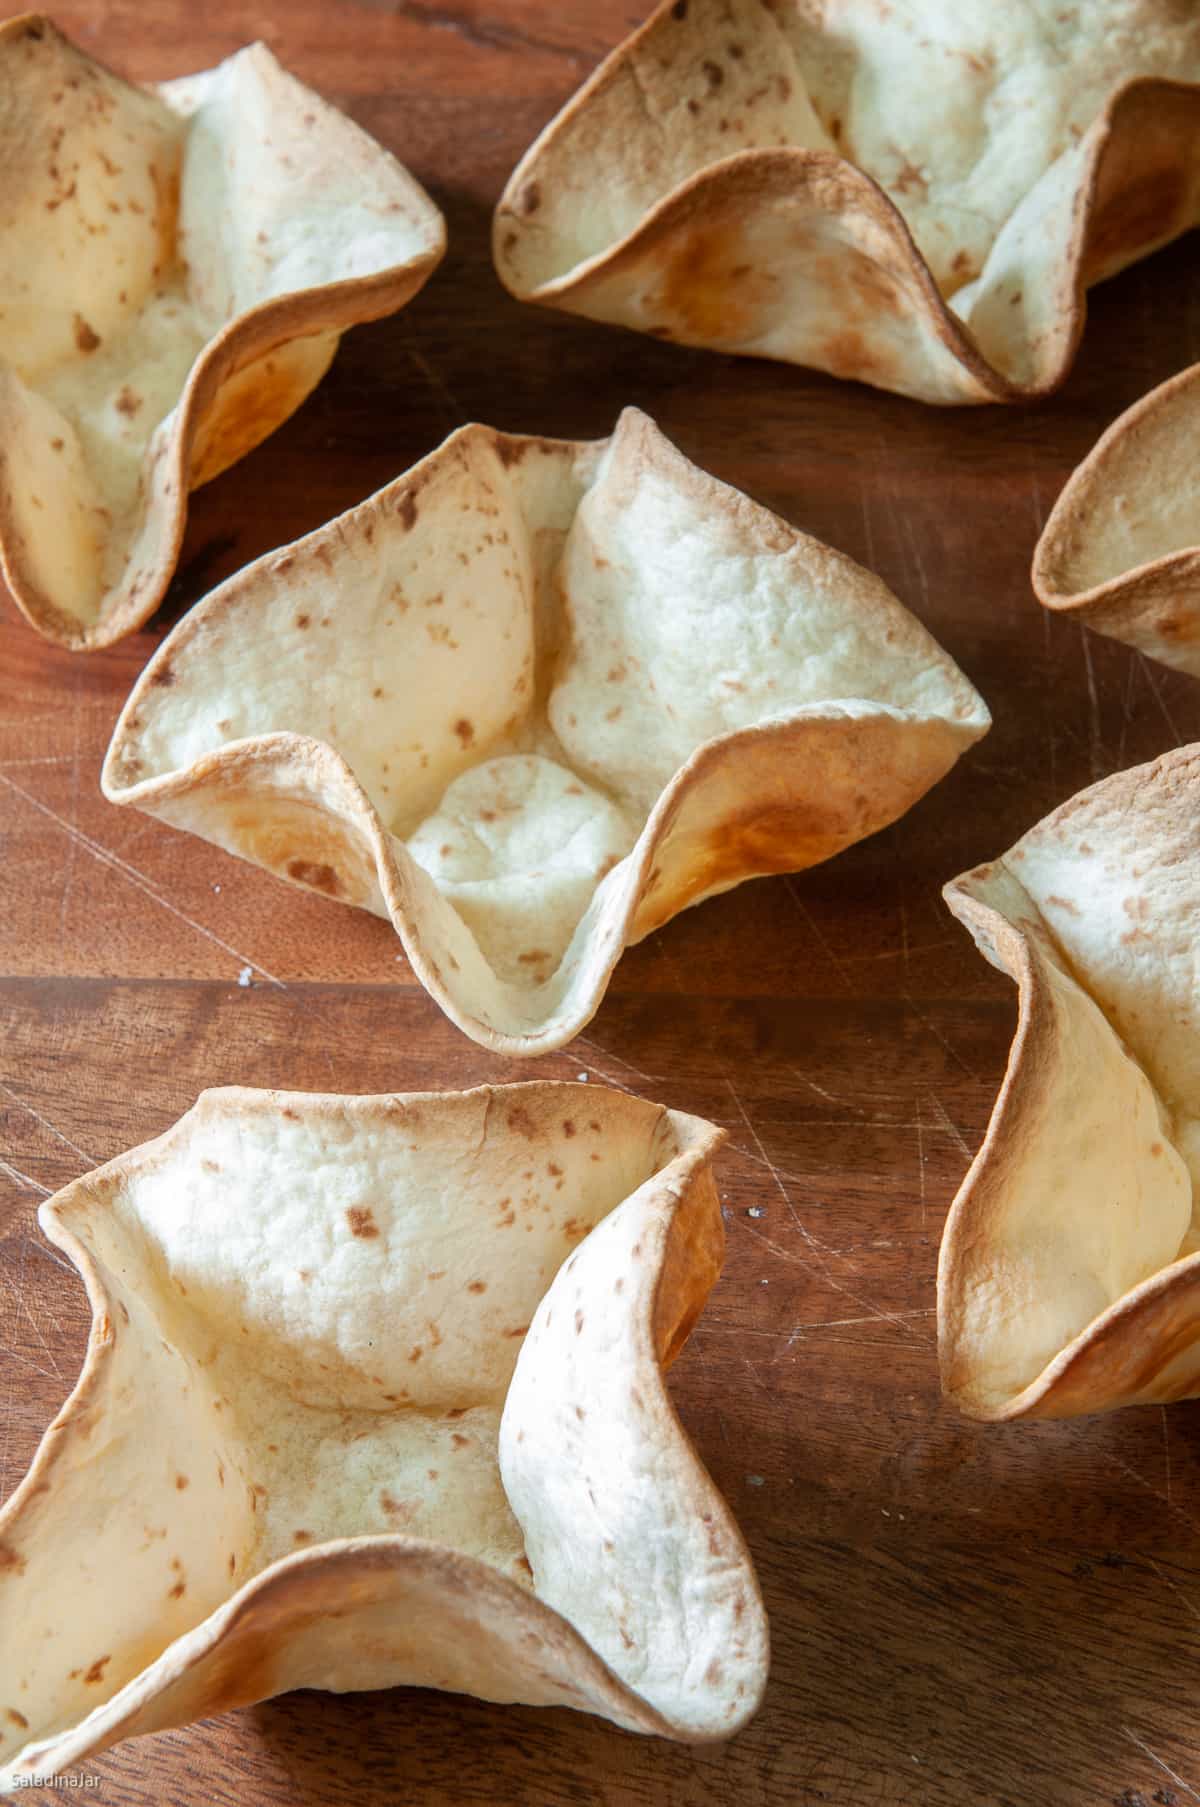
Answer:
[237,966,253,988]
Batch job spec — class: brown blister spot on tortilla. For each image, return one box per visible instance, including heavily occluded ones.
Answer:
[175,1473,189,1490]
[1158,609,1200,643]
[705,1657,723,1686]
[574,1309,585,1335]
[641,804,854,935]
[294,612,310,630]
[467,1279,487,1293]
[293,1529,312,1545]
[650,224,775,345]
[5,1709,28,1729]
[397,490,419,531]
[701,58,723,89]
[83,1656,111,1685]
[453,718,474,747]
[346,1205,380,1240]
[819,328,888,384]
[507,1105,537,1139]
[504,1324,529,1338]
[286,858,341,896]
[151,661,174,687]
[380,1491,415,1522]
[0,1543,26,1576]
[451,1432,470,1450]
[519,181,541,216]
[73,314,100,353]
[114,385,142,417]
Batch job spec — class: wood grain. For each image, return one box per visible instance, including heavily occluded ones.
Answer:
[3,5,1200,1804]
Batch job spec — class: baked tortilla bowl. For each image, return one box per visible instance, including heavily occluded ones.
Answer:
[0,1083,768,1785]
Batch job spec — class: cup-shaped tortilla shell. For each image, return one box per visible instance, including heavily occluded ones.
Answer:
[493,0,1200,404]
[1034,360,1200,677]
[0,1083,767,1785]
[101,406,989,1054]
[940,746,1200,1419]
[0,14,445,649]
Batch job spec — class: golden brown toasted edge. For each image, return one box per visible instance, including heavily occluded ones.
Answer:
[940,834,1200,1421]
[0,23,445,651]
[0,1084,758,1779]
[1033,360,1200,676]
[493,0,1200,405]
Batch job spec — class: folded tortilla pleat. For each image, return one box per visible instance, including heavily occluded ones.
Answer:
[102,406,989,1054]
[494,0,1200,404]
[0,15,444,648]
[0,1083,767,1783]
[940,747,1200,1419]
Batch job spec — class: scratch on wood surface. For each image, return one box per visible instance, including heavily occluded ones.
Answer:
[0,1078,96,1164]
[788,1067,842,1107]
[926,1092,975,1162]
[1123,1728,1200,1802]
[915,1097,927,1230]
[651,926,928,1341]
[838,939,952,965]
[0,1238,66,1383]
[857,469,879,574]
[704,1310,935,1349]
[1103,1443,1200,1537]
[406,337,466,426]
[1139,650,1184,745]
[29,1237,74,1277]
[902,514,931,618]
[1148,1557,1200,1631]
[572,1037,666,1092]
[1079,624,1104,781]
[904,996,980,1083]
[1163,1407,1174,1507]
[57,666,83,945]
[784,877,852,992]
[0,773,288,990]
[0,753,77,769]
[728,1126,932,1346]
[0,1158,50,1197]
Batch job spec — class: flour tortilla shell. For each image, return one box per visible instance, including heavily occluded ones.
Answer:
[0,15,444,648]
[940,747,1200,1419]
[0,1084,767,1784]
[102,406,989,1055]
[494,0,1200,403]
[1034,360,1200,677]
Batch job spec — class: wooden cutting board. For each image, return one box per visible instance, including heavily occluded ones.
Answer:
[2,6,1200,1803]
